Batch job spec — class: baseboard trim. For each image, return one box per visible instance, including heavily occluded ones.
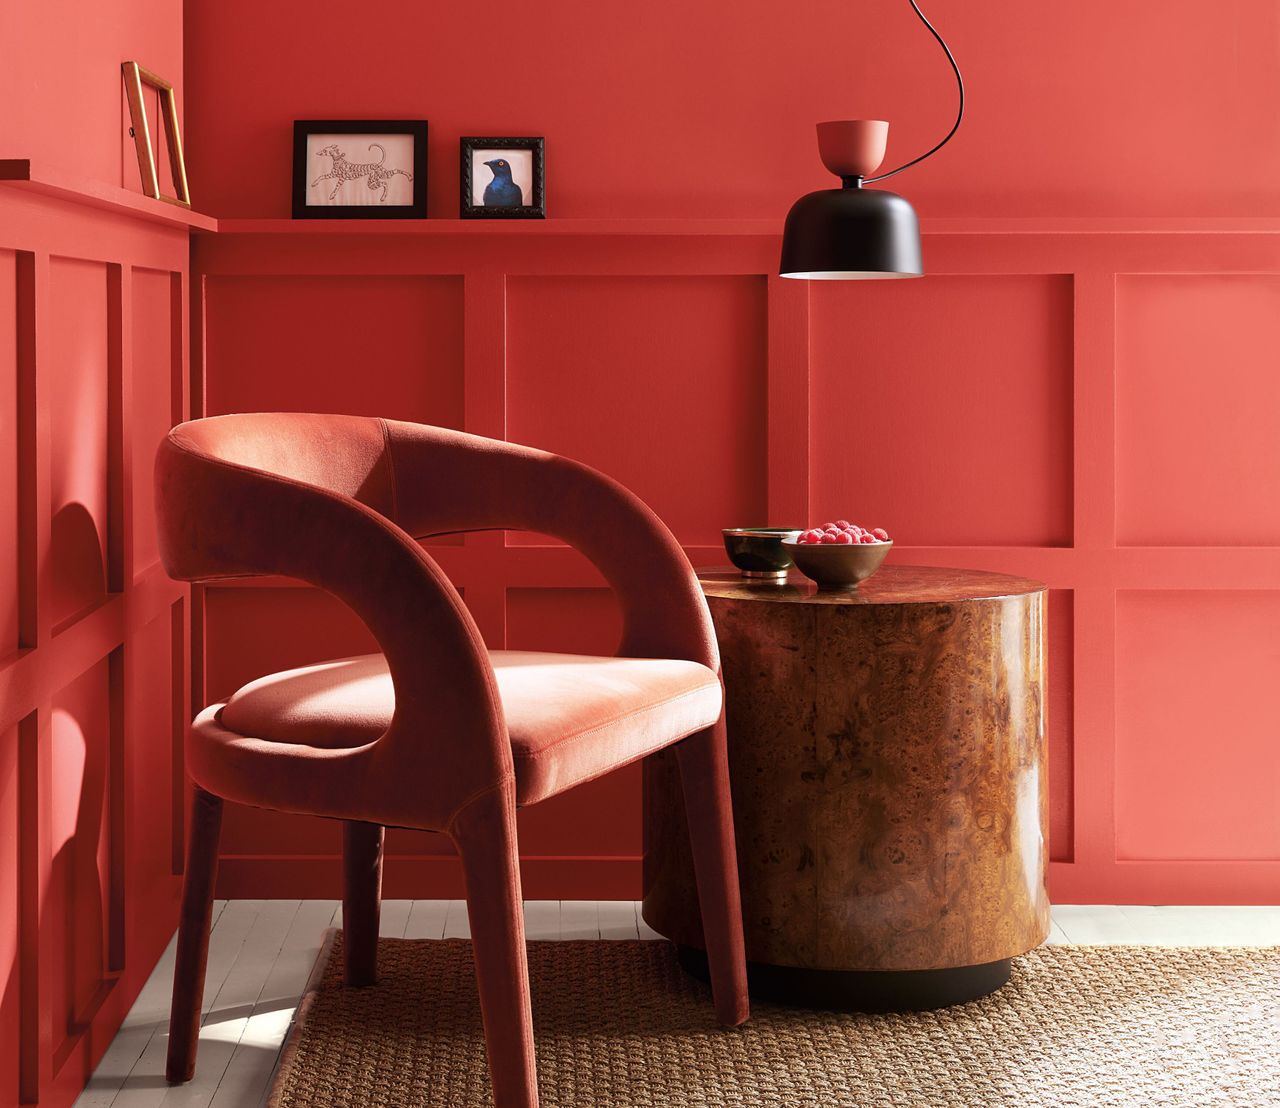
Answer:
[214,853,643,900]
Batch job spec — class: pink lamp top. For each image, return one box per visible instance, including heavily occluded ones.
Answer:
[816,120,889,180]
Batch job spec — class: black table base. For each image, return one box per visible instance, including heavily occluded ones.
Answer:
[676,945,1012,1013]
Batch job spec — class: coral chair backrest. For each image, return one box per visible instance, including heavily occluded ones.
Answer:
[154,412,718,828]
[163,411,396,538]
[156,412,718,672]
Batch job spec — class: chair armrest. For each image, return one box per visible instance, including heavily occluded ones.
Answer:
[156,431,511,826]
[382,420,718,672]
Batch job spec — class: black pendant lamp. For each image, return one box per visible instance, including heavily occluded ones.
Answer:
[779,0,964,280]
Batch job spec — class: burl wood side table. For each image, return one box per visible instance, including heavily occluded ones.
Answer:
[643,565,1050,1011]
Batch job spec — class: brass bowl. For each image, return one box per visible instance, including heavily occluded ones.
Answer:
[783,538,892,590]
[722,528,803,578]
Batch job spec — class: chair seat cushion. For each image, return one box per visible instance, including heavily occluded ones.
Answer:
[218,650,721,804]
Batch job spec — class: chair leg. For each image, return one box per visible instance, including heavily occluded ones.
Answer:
[166,786,223,1084]
[450,780,538,1108]
[343,820,384,987]
[676,719,750,1026]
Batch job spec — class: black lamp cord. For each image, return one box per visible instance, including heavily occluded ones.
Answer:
[863,0,965,185]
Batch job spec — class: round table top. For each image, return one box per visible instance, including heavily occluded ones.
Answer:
[697,564,1047,606]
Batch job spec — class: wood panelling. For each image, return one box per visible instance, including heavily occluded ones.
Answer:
[130,268,178,576]
[1115,590,1280,862]
[519,765,646,860]
[192,225,1280,908]
[203,587,379,703]
[506,276,769,547]
[1047,589,1074,864]
[204,275,465,424]
[0,251,17,659]
[2,0,190,1097]
[0,724,17,1101]
[505,588,621,656]
[46,259,112,633]
[810,275,1075,547]
[1116,275,1280,546]
[48,658,113,1057]
[126,612,176,907]
[0,187,190,1107]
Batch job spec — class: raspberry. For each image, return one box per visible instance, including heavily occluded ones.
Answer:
[801,529,823,543]
[834,530,854,544]
[820,530,840,544]
[859,533,877,543]
[872,528,889,541]
[835,519,852,530]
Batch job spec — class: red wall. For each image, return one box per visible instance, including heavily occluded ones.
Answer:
[183,0,1280,906]
[1,3,192,1105]
[183,0,1280,220]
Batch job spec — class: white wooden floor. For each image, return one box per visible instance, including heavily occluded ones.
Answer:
[76,901,1280,1108]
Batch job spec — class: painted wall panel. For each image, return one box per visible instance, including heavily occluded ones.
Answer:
[0,251,17,658]
[126,614,173,910]
[47,258,111,632]
[0,1,188,1103]
[0,727,17,1105]
[131,269,176,576]
[1047,589,1073,863]
[507,277,768,547]
[204,587,381,704]
[810,276,1074,547]
[505,589,622,657]
[1116,275,1280,546]
[1115,591,1280,861]
[49,661,112,1048]
[204,275,464,425]
[190,228,1280,905]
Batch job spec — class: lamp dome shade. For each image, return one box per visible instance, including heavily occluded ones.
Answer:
[779,186,923,280]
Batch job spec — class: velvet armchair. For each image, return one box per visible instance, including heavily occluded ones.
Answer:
[155,413,748,1108]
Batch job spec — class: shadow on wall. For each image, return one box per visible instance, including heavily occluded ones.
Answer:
[48,501,108,633]
[50,690,110,1037]
[0,675,112,1099]
[0,740,18,1096]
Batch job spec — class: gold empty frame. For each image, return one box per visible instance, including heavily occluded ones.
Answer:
[122,61,191,207]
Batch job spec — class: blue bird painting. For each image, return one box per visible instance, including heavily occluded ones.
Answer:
[482,158,524,207]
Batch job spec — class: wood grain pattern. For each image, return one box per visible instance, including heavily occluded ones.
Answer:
[644,565,1049,972]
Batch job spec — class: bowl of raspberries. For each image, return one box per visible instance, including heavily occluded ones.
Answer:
[783,520,892,590]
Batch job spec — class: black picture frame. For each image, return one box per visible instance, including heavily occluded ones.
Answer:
[460,136,545,219]
[293,119,428,219]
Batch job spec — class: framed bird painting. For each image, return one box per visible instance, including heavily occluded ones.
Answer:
[460,136,545,218]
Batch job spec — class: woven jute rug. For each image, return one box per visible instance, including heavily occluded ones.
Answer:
[267,934,1280,1107]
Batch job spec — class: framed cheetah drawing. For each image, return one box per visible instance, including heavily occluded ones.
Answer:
[293,120,427,219]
